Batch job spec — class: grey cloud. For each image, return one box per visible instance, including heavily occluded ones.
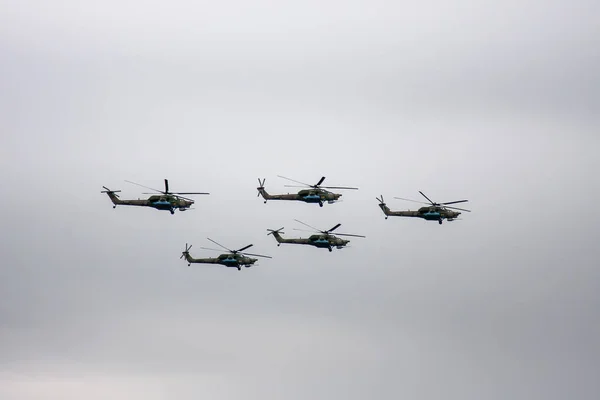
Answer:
[1,0,600,399]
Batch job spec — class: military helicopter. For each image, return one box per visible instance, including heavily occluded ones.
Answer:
[257,175,358,207]
[267,219,365,252]
[376,191,470,224]
[101,179,209,215]
[180,238,272,270]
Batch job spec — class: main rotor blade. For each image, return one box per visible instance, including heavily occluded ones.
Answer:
[444,205,471,212]
[125,180,165,194]
[293,219,321,232]
[206,238,233,253]
[292,228,317,233]
[143,193,196,202]
[172,194,196,202]
[315,176,326,187]
[334,233,366,238]
[164,179,169,193]
[327,223,341,233]
[320,186,358,190]
[394,197,430,205]
[277,175,311,187]
[198,246,225,252]
[440,200,469,205]
[173,192,210,195]
[419,191,436,205]
[240,252,272,259]
[236,244,253,253]
[283,185,310,188]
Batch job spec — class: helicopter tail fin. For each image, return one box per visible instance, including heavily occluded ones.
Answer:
[376,196,390,216]
[101,186,123,205]
[267,227,285,243]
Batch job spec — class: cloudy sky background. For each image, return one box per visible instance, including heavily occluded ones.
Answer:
[1,0,599,399]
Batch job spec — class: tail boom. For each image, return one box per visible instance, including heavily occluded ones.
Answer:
[110,197,149,207]
[267,231,312,245]
[186,255,219,264]
[259,189,299,201]
[382,209,420,218]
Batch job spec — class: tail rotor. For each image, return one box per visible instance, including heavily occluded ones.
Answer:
[180,243,192,263]
[257,178,266,197]
[376,195,390,219]
[101,186,121,197]
[267,227,285,236]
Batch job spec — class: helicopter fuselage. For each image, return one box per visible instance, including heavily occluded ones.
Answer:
[379,204,461,223]
[308,234,349,249]
[104,192,193,214]
[257,187,341,206]
[147,195,193,211]
[184,252,258,270]
[268,231,349,251]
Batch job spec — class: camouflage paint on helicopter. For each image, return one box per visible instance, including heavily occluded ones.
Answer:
[180,239,272,271]
[376,191,470,224]
[257,176,357,207]
[101,179,209,215]
[266,220,365,252]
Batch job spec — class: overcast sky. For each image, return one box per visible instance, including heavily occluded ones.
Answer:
[1,1,599,399]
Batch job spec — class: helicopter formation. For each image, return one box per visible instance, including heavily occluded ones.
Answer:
[102,175,471,270]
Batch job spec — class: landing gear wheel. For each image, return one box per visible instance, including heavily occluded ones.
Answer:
[264,201,267,204]
[438,219,442,225]
[113,205,116,209]
[319,202,323,207]
[237,266,241,271]
[170,209,175,215]
[328,247,332,252]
